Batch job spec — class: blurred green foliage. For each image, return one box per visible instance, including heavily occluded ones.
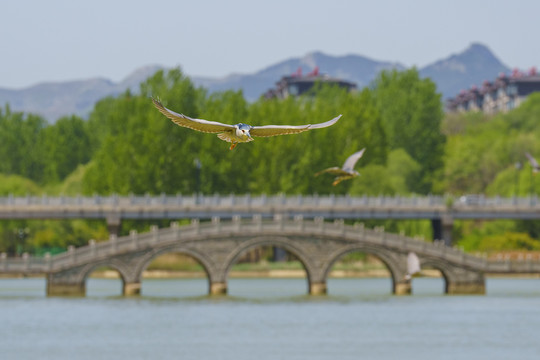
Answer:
[0,67,539,254]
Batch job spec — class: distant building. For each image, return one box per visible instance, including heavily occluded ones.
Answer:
[264,67,357,99]
[446,68,540,114]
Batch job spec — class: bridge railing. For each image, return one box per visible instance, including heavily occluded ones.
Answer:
[0,194,448,207]
[338,223,489,269]
[453,195,539,208]
[49,222,202,270]
[1,194,538,208]
[0,253,49,273]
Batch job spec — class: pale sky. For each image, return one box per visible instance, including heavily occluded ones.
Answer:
[1,0,539,89]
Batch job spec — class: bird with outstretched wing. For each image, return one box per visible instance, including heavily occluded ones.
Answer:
[315,148,366,186]
[152,98,341,150]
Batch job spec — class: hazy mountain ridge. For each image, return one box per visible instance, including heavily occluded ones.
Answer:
[191,51,406,99]
[0,43,511,122]
[0,65,163,121]
[419,43,510,99]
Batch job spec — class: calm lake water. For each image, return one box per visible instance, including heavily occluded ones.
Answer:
[1,277,540,360]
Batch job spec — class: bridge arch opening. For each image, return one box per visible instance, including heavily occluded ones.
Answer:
[326,250,392,297]
[410,267,445,295]
[85,265,125,297]
[225,238,310,298]
[141,252,208,298]
[416,260,451,294]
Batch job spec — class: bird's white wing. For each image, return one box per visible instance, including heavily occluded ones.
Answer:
[250,115,341,137]
[342,148,366,171]
[407,252,421,276]
[308,114,342,129]
[525,152,539,168]
[152,99,235,133]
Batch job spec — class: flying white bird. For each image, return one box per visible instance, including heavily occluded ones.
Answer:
[152,99,341,150]
[404,252,421,280]
[315,148,366,186]
[525,152,539,173]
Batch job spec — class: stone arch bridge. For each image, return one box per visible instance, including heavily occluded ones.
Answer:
[2,216,539,296]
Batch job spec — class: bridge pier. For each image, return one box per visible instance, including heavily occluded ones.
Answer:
[124,282,141,296]
[47,279,85,297]
[432,216,454,246]
[106,215,122,237]
[210,282,227,295]
[441,266,486,294]
[447,280,485,295]
[309,282,327,295]
[394,280,412,295]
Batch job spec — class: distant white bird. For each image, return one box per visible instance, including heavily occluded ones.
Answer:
[152,98,341,150]
[404,252,421,280]
[525,152,539,173]
[315,148,366,186]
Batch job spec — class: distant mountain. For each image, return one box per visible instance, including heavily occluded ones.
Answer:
[419,43,510,100]
[0,44,512,122]
[0,65,163,122]
[192,51,405,101]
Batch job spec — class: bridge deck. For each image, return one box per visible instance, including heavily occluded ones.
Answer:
[0,194,538,220]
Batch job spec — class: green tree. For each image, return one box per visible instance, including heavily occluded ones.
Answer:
[0,105,48,181]
[83,68,204,194]
[386,148,421,194]
[39,115,92,183]
[372,68,445,193]
[443,96,540,196]
[0,174,40,195]
[82,75,390,196]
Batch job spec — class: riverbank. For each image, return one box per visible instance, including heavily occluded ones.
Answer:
[92,268,444,279]
[3,269,539,279]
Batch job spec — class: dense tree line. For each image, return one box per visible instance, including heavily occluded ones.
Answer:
[80,68,442,196]
[0,106,91,186]
[0,68,443,197]
[1,67,539,254]
[442,94,540,251]
[443,94,540,196]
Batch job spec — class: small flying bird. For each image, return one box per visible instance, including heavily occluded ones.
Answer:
[525,152,539,173]
[404,252,421,280]
[315,148,366,186]
[152,98,341,150]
